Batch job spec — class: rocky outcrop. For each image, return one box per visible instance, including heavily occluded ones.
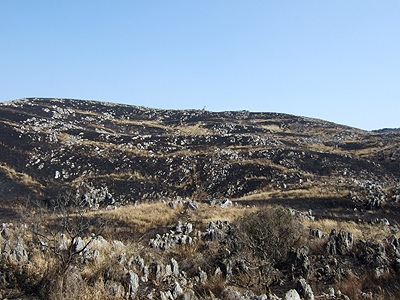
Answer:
[326,229,353,255]
[201,220,231,243]
[284,289,301,300]
[297,278,314,300]
[149,222,195,250]
[289,245,311,279]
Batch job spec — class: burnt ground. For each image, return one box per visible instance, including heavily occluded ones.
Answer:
[0,97,400,224]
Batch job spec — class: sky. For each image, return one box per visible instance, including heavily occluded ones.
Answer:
[1,1,399,130]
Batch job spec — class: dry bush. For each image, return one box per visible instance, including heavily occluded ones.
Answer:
[37,264,83,300]
[21,192,110,300]
[337,271,365,300]
[193,274,226,299]
[306,237,327,256]
[235,206,300,262]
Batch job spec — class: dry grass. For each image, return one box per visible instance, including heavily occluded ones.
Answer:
[301,218,391,241]
[174,123,211,135]
[101,201,182,233]
[193,203,257,226]
[71,170,147,185]
[89,200,258,236]
[0,163,44,190]
[236,184,349,201]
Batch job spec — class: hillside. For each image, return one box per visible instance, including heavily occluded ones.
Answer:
[1,97,400,216]
[2,98,400,299]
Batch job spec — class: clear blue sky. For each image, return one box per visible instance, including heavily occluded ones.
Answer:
[1,1,399,130]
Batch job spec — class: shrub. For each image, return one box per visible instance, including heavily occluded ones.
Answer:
[235,206,300,263]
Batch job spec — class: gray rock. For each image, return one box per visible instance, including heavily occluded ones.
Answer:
[328,287,335,297]
[224,259,233,282]
[327,229,353,255]
[296,278,307,297]
[165,264,172,277]
[73,237,85,252]
[184,223,193,235]
[296,278,314,300]
[173,281,183,298]
[59,233,68,250]
[220,198,232,208]
[310,229,323,239]
[150,262,165,281]
[171,258,179,277]
[181,289,197,300]
[92,249,100,259]
[126,270,139,299]
[1,227,14,239]
[150,222,195,250]
[289,245,311,278]
[199,268,207,284]
[104,280,125,297]
[119,253,127,265]
[136,255,145,272]
[304,284,314,300]
[11,239,28,264]
[284,289,300,300]
[185,199,198,210]
[160,290,174,300]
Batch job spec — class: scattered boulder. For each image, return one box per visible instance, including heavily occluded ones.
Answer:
[171,258,179,277]
[73,236,86,252]
[126,270,139,299]
[149,222,194,250]
[284,289,301,300]
[289,245,311,278]
[201,220,231,243]
[105,280,125,298]
[289,208,315,221]
[81,186,114,209]
[310,229,323,239]
[297,278,314,300]
[326,229,353,255]
[172,281,183,298]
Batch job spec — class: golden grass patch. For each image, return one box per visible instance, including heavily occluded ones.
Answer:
[302,218,390,241]
[101,201,181,233]
[0,163,44,190]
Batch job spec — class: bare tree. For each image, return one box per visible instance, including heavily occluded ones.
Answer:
[25,190,108,299]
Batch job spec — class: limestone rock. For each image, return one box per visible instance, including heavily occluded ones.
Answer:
[326,229,353,255]
[73,236,86,252]
[171,258,179,277]
[297,278,314,300]
[105,280,125,297]
[284,289,300,300]
[173,281,183,298]
[126,270,139,299]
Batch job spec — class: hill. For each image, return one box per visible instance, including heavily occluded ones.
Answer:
[2,98,400,299]
[1,98,400,216]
